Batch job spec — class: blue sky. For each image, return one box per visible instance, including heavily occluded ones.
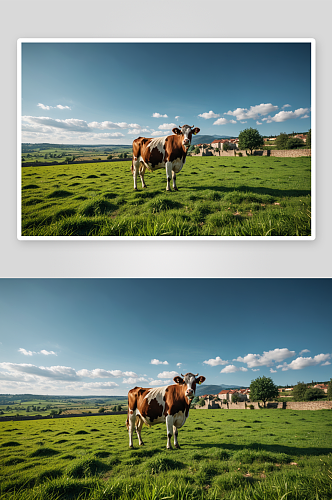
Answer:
[0,279,330,396]
[21,41,312,145]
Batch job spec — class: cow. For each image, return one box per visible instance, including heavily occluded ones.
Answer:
[126,372,206,449]
[131,125,200,191]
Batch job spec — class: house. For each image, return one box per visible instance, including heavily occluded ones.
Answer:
[211,139,238,151]
[293,134,307,143]
[314,384,328,393]
[218,389,248,403]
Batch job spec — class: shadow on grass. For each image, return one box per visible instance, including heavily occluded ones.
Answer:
[194,441,330,457]
[187,184,311,198]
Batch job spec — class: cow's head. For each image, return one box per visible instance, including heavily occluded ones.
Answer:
[173,372,206,400]
[172,125,200,151]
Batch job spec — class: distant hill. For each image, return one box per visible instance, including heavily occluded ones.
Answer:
[195,384,244,397]
[191,134,235,146]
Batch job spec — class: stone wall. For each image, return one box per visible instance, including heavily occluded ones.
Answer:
[192,149,311,158]
[195,400,332,411]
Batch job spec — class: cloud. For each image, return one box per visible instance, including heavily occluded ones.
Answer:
[256,121,262,125]
[301,115,310,119]
[175,116,180,120]
[251,369,260,372]
[213,118,236,125]
[18,348,35,356]
[198,110,220,119]
[225,103,278,121]
[23,116,90,132]
[203,356,228,367]
[299,349,310,355]
[123,377,149,385]
[234,348,296,368]
[270,108,309,123]
[322,361,331,366]
[158,123,177,130]
[149,379,172,386]
[37,103,71,110]
[0,362,79,381]
[277,353,331,371]
[76,369,137,379]
[150,359,168,365]
[220,365,248,373]
[282,104,291,109]
[81,381,119,390]
[153,112,168,118]
[270,368,277,373]
[176,363,182,367]
[157,371,179,379]
[40,350,57,356]
[151,130,169,136]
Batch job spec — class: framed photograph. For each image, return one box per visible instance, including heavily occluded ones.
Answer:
[18,39,315,240]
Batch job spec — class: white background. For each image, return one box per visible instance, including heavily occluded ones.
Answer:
[1,0,331,278]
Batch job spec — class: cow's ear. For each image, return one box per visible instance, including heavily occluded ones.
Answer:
[173,376,184,385]
[196,376,206,385]
[192,127,200,136]
[172,128,181,135]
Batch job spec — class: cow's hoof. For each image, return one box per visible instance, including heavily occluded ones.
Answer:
[129,445,133,448]
[167,446,173,450]
[175,444,181,449]
[134,187,137,191]
[139,442,145,446]
[173,187,178,191]
[143,185,147,189]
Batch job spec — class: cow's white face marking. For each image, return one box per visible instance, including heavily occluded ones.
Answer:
[180,126,192,149]
[182,373,196,399]
[147,137,166,155]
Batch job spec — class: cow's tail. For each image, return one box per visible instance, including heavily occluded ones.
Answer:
[131,138,142,174]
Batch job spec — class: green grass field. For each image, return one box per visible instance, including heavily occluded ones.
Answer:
[1,409,331,499]
[21,156,311,237]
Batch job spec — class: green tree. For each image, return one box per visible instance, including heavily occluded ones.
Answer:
[306,129,311,148]
[98,407,105,413]
[191,396,200,405]
[249,376,279,407]
[117,405,122,412]
[198,398,205,407]
[194,147,200,154]
[231,393,240,403]
[238,128,264,155]
[223,142,229,151]
[327,379,332,400]
[107,154,113,160]
[292,382,308,402]
[275,133,289,150]
[304,387,325,401]
[287,137,304,149]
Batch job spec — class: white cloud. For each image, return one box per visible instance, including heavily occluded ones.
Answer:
[277,353,331,371]
[234,348,296,368]
[149,379,172,386]
[123,377,149,385]
[23,116,90,132]
[76,369,137,379]
[37,103,71,110]
[225,103,278,121]
[153,112,168,118]
[175,116,180,120]
[0,362,79,381]
[213,117,235,126]
[220,365,247,373]
[256,121,262,125]
[176,363,182,367]
[150,359,169,365]
[151,130,169,136]
[270,368,277,373]
[322,361,331,366]
[282,104,291,109]
[198,110,220,119]
[299,349,310,355]
[203,356,228,367]
[301,115,310,119]
[157,371,179,379]
[81,381,119,390]
[56,105,71,110]
[37,103,51,110]
[270,108,309,123]
[251,369,260,372]
[18,348,35,356]
[40,350,57,356]
[158,123,177,130]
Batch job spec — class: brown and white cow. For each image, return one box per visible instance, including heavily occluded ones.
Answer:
[126,372,205,449]
[131,125,200,191]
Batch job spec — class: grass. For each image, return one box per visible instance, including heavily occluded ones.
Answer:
[20,156,312,237]
[0,409,331,499]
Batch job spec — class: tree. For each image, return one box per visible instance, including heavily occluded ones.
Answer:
[306,129,311,149]
[287,137,304,149]
[197,398,205,407]
[327,379,332,401]
[231,393,240,403]
[223,142,229,151]
[98,407,105,413]
[275,133,289,150]
[117,405,122,411]
[304,387,325,401]
[249,376,279,407]
[107,154,113,160]
[292,382,308,402]
[238,128,264,155]
[191,396,200,405]
[194,147,200,155]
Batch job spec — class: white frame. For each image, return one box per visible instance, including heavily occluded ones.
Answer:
[17,38,316,240]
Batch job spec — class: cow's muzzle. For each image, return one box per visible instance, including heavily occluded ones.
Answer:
[186,389,194,399]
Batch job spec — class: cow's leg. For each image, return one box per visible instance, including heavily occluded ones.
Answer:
[173,425,180,449]
[135,416,144,446]
[172,171,178,191]
[139,164,147,188]
[166,414,174,449]
[132,157,140,190]
[165,162,173,191]
[128,410,136,447]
